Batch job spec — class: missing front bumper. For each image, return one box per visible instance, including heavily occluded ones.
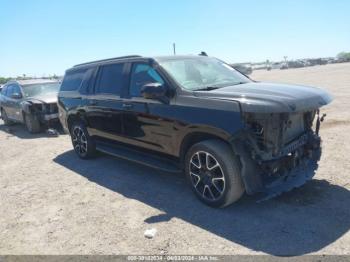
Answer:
[256,154,320,202]
[231,131,322,200]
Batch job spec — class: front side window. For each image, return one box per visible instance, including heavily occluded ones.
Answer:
[159,57,250,91]
[96,63,124,95]
[6,85,14,97]
[12,85,22,96]
[129,64,164,97]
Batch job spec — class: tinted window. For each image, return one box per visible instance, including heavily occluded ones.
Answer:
[79,68,95,95]
[96,63,124,95]
[129,64,164,97]
[60,68,88,91]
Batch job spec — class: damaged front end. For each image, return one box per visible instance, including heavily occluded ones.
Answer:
[22,100,59,124]
[231,109,326,201]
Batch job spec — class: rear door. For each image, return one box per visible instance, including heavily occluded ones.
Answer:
[86,62,126,142]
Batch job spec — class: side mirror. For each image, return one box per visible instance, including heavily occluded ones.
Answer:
[11,93,22,99]
[141,83,168,102]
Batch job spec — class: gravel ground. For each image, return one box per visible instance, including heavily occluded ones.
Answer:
[0,63,349,256]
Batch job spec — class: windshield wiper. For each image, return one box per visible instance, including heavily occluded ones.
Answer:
[231,81,247,86]
[194,86,220,91]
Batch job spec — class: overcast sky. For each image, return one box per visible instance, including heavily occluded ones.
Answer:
[0,0,349,77]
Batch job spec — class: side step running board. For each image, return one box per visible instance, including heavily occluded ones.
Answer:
[95,142,182,174]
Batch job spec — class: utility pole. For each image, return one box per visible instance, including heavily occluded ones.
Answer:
[173,43,176,55]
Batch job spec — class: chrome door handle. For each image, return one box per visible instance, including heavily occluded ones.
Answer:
[89,100,97,106]
[122,103,133,109]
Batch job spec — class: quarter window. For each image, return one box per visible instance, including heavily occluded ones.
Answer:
[61,68,88,91]
[129,64,164,97]
[96,63,124,95]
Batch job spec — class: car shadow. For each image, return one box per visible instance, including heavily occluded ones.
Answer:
[0,121,65,139]
[53,150,350,256]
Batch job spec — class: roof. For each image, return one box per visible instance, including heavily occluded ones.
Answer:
[73,55,142,68]
[8,79,60,86]
[154,55,205,61]
[72,55,207,69]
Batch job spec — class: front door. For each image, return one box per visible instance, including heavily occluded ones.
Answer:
[3,84,22,121]
[122,63,175,154]
[10,84,24,121]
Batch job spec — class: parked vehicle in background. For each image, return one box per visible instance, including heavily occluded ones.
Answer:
[288,61,305,68]
[0,79,60,133]
[306,58,328,66]
[58,55,332,207]
[230,63,253,75]
[280,63,289,70]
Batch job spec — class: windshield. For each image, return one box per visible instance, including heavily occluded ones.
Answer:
[22,83,60,98]
[159,57,251,91]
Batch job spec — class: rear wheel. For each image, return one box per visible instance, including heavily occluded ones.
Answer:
[24,113,41,133]
[185,139,245,208]
[70,122,96,159]
[1,108,13,125]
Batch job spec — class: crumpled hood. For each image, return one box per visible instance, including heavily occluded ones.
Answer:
[25,93,58,104]
[194,82,333,113]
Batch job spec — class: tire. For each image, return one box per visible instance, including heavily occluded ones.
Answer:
[70,121,96,159]
[185,139,245,208]
[24,113,41,133]
[1,108,13,126]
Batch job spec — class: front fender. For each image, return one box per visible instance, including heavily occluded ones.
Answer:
[21,101,33,114]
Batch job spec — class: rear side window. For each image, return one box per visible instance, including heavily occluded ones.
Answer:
[79,68,96,95]
[96,63,124,95]
[60,68,88,91]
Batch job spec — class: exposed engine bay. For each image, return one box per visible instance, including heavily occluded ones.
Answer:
[233,109,326,200]
[243,110,322,161]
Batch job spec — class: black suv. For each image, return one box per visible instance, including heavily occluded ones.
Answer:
[58,55,332,207]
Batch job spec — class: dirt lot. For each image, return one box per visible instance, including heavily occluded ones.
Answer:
[0,63,350,256]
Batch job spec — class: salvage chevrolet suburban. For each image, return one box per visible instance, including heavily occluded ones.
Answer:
[58,55,332,207]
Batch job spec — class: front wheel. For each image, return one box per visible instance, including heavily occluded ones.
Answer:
[185,139,245,208]
[70,122,96,159]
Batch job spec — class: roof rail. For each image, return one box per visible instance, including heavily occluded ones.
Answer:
[74,55,142,67]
